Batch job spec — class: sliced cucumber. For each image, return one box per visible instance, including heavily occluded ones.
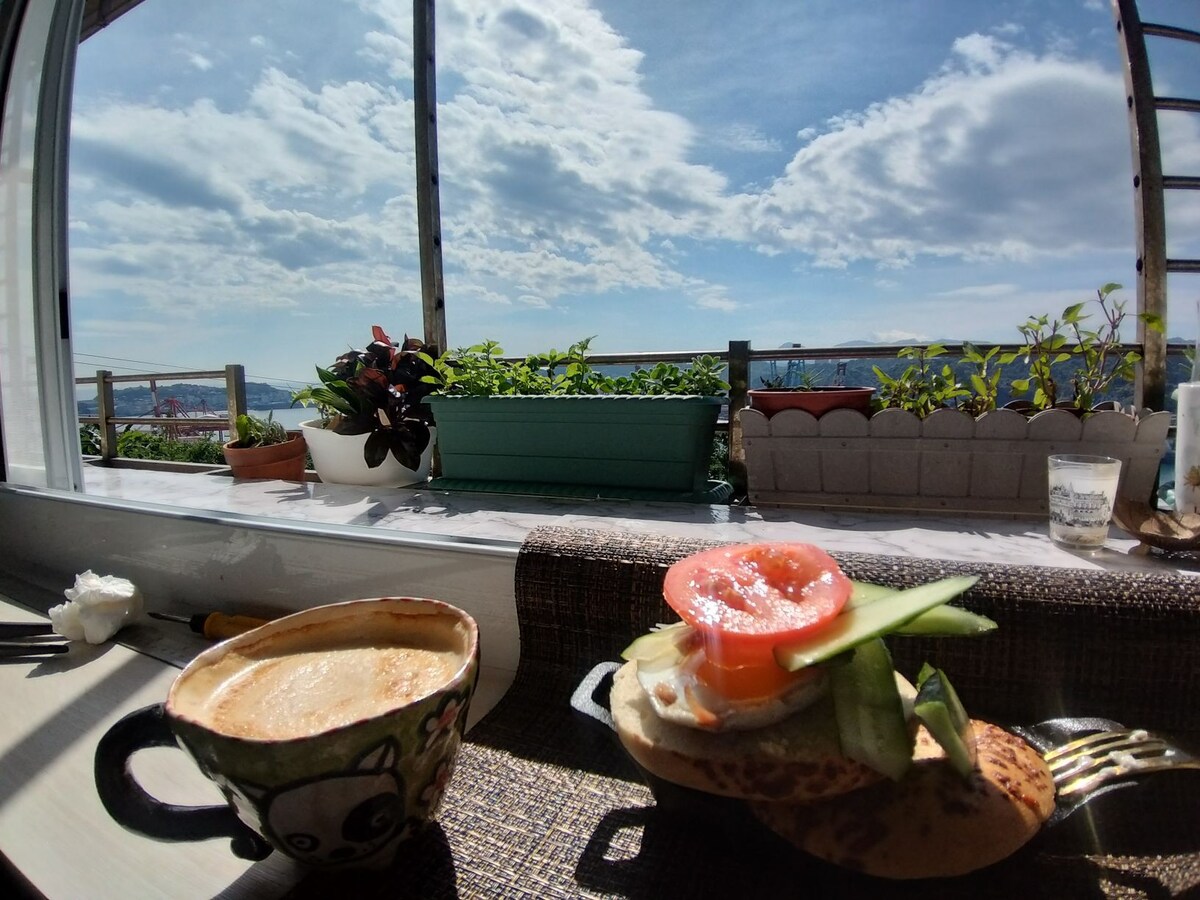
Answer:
[914,663,977,778]
[849,580,995,636]
[774,575,979,672]
[621,621,693,664]
[892,604,997,637]
[832,638,913,781]
[848,580,898,606]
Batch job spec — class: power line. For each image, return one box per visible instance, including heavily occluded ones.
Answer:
[73,352,310,388]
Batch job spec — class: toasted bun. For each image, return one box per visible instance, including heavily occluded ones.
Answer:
[610,659,883,804]
[751,721,1055,879]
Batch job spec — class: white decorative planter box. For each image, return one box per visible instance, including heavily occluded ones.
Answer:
[741,406,1171,515]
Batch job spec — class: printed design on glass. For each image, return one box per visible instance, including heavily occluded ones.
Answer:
[1049,483,1113,528]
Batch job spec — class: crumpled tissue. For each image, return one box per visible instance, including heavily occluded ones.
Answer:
[48,571,144,644]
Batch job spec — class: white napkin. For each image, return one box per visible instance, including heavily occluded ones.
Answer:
[48,571,144,644]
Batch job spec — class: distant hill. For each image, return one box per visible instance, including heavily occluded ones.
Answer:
[77,382,294,417]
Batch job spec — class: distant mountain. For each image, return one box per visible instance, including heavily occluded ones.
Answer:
[77,382,294,417]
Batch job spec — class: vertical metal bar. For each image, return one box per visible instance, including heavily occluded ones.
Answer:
[727,340,750,497]
[414,0,447,354]
[225,364,246,436]
[96,369,116,460]
[1113,0,1167,410]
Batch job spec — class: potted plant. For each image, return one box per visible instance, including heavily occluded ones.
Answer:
[747,368,875,418]
[423,337,730,498]
[741,285,1170,514]
[222,413,307,482]
[291,326,438,487]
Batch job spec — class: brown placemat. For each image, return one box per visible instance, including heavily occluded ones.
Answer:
[286,525,1200,898]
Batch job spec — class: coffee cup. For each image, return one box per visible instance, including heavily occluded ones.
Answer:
[94,597,479,868]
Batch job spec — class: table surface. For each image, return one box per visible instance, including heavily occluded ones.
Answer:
[0,594,514,899]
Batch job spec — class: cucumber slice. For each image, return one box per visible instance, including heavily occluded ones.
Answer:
[773,575,979,672]
[621,621,693,663]
[849,580,995,636]
[892,604,997,636]
[848,580,898,606]
[832,638,913,781]
[914,663,977,777]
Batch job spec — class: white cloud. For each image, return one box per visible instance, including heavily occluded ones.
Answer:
[186,52,213,71]
[743,34,1137,269]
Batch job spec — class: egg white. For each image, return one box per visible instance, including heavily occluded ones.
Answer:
[635,646,829,732]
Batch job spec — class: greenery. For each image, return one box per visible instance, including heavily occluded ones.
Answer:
[231,412,289,448]
[427,336,730,397]
[873,284,1162,418]
[110,430,226,464]
[291,325,438,470]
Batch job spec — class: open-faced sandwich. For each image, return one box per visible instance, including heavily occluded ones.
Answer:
[610,542,1055,880]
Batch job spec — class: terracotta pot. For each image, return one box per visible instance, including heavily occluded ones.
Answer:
[222,433,308,482]
[747,386,875,418]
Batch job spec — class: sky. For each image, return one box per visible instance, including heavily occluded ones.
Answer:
[67,0,1200,393]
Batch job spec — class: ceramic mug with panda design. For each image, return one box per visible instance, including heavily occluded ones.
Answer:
[94,597,478,868]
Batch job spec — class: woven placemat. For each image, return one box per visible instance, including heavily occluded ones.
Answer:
[284,525,1200,898]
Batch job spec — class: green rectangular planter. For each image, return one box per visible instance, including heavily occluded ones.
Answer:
[425,395,722,493]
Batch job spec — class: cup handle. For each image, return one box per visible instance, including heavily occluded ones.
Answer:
[93,703,272,861]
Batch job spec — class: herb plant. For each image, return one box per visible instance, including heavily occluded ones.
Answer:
[231,412,289,448]
[428,337,729,397]
[1011,282,1162,412]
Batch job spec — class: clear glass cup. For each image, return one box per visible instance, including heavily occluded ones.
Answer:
[1047,454,1122,550]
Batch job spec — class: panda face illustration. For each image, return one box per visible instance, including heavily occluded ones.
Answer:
[234,739,412,866]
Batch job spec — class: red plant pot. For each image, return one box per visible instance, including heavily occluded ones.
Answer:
[747,386,875,418]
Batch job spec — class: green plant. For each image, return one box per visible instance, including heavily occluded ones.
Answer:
[428,338,730,397]
[958,342,1015,417]
[872,343,969,417]
[116,431,226,464]
[1011,283,1163,412]
[291,325,438,470]
[80,424,101,456]
[231,412,289,448]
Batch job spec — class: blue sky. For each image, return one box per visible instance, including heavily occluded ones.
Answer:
[67,0,1200,391]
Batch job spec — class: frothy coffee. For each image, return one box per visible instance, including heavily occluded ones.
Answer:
[173,609,467,741]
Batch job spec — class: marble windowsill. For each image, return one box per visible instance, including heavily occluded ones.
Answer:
[80,464,1199,577]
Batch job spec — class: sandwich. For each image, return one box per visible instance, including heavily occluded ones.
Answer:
[610,542,1055,879]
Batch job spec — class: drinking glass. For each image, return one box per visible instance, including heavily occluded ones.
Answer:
[1047,454,1122,550]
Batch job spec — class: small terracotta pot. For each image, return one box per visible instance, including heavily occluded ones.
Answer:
[747,386,875,418]
[222,433,308,481]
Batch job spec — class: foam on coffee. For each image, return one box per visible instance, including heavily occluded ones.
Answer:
[173,608,469,741]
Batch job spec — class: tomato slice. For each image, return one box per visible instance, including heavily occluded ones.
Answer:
[663,543,850,667]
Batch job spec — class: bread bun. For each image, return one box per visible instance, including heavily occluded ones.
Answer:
[751,721,1055,879]
[610,659,883,804]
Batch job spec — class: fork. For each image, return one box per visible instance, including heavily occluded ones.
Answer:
[1042,726,1200,798]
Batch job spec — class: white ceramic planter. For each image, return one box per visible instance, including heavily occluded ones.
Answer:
[300,420,434,487]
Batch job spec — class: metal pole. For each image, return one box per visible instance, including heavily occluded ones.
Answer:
[1112,0,1167,411]
[414,0,447,354]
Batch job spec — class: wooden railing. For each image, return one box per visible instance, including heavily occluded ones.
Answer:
[76,365,248,461]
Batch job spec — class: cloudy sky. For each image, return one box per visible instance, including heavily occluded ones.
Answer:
[67,0,1200,391]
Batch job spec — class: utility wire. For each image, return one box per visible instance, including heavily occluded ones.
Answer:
[73,352,309,388]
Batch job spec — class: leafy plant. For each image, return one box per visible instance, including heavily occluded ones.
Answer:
[873,343,969,417]
[231,412,289,448]
[292,325,438,470]
[116,431,226,464]
[428,338,729,397]
[1010,283,1163,412]
[80,424,101,456]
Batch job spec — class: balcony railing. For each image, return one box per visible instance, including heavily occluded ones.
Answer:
[76,365,248,460]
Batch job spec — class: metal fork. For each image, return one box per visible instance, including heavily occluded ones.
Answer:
[1043,727,1200,798]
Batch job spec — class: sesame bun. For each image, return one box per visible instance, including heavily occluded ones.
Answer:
[750,721,1055,879]
[609,659,884,804]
